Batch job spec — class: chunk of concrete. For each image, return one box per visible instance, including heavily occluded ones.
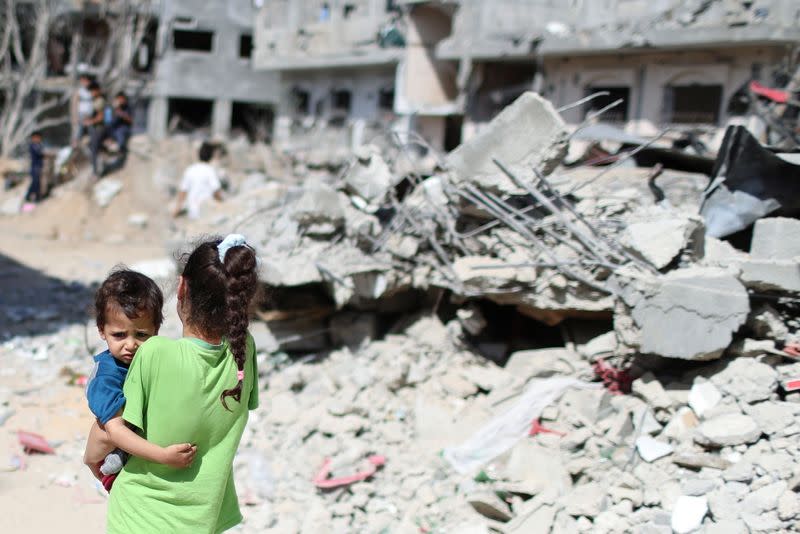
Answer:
[635,436,674,462]
[747,304,789,340]
[695,413,761,447]
[739,259,800,293]
[561,482,606,517]
[709,357,777,404]
[613,267,750,360]
[687,380,722,418]
[446,92,568,195]
[750,217,800,259]
[343,145,394,205]
[632,372,672,410]
[670,495,708,534]
[621,207,703,269]
[291,179,344,226]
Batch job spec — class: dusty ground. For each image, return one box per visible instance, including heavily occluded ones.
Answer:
[0,226,168,533]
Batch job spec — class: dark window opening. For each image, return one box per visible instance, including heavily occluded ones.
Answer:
[173,29,213,52]
[167,97,213,133]
[584,86,630,122]
[133,19,159,73]
[291,87,310,115]
[444,115,463,152]
[664,84,723,124]
[239,34,253,59]
[231,101,275,143]
[343,4,356,18]
[378,88,394,111]
[331,89,352,112]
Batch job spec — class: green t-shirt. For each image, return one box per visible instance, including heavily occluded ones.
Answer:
[107,335,259,534]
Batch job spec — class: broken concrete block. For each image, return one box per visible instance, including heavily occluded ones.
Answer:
[504,347,582,379]
[750,217,800,259]
[709,357,777,403]
[743,401,800,436]
[739,259,800,293]
[501,441,572,496]
[695,413,761,447]
[703,519,749,534]
[670,495,708,534]
[456,305,487,336]
[632,372,672,411]
[578,331,617,360]
[621,206,703,269]
[343,145,394,206]
[561,482,606,518]
[687,380,722,418]
[662,407,699,441]
[778,491,800,521]
[446,92,568,195]
[672,453,731,471]
[613,267,749,360]
[635,436,674,462]
[291,179,344,226]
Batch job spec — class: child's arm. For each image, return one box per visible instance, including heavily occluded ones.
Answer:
[104,413,196,468]
[83,420,115,480]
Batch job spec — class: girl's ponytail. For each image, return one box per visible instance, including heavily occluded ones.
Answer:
[219,239,258,411]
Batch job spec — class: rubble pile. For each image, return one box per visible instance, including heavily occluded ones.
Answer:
[191,91,800,532]
[3,90,800,533]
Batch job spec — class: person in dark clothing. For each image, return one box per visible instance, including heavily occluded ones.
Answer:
[85,81,107,179]
[101,92,133,176]
[25,131,44,204]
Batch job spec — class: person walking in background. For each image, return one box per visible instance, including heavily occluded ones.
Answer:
[172,141,223,219]
[106,235,260,533]
[22,131,44,212]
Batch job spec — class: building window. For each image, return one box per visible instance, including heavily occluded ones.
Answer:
[291,87,310,115]
[343,4,357,18]
[167,97,213,132]
[378,88,394,111]
[239,34,253,58]
[664,84,723,124]
[331,89,352,112]
[584,86,630,122]
[173,29,213,52]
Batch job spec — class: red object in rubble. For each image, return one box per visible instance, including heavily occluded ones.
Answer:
[593,358,632,395]
[313,455,386,490]
[749,80,790,104]
[529,419,566,437]
[18,430,55,455]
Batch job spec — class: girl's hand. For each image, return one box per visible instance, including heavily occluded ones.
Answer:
[161,443,197,468]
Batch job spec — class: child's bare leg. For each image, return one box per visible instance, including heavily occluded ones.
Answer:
[84,420,114,480]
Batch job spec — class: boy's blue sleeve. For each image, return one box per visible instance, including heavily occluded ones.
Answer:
[86,361,126,425]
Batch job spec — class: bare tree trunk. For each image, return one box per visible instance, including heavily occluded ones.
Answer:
[0,0,69,158]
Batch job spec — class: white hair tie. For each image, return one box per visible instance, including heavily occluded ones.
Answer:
[218,234,247,263]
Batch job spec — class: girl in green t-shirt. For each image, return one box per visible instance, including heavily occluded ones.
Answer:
[107,234,260,534]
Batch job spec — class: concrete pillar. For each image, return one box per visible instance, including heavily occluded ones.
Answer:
[148,97,168,140]
[212,99,232,139]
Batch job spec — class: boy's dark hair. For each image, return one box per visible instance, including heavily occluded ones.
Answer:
[198,142,215,162]
[30,131,42,139]
[180,238,258,410]
[88,81,100,92]
[95,268,165,331]
[115,91,127,100]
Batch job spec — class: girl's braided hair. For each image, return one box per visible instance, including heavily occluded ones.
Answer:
[181,237,258,410]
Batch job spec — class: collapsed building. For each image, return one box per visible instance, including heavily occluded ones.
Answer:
[252,0,800,152]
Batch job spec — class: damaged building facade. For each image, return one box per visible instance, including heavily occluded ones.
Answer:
[253,0,800,151]
[147,0,280,140]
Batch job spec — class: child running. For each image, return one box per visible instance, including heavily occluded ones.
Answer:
[83,269,196,490]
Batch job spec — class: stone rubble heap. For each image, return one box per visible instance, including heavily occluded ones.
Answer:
[3,90,800,533]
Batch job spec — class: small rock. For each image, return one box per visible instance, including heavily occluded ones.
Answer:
[778,490,800,521]
[562,482,606,518]
[672,452,731,471]
[680,478,717,496]
[695,413,761,447]
[687,380,722,418]
[703,519,749,534]
[635,436,674,463]
[662,407,699,441]
[467,491,513,522]
[710,358,778,404]
[670,495,707,534]
[632,372,672,411]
